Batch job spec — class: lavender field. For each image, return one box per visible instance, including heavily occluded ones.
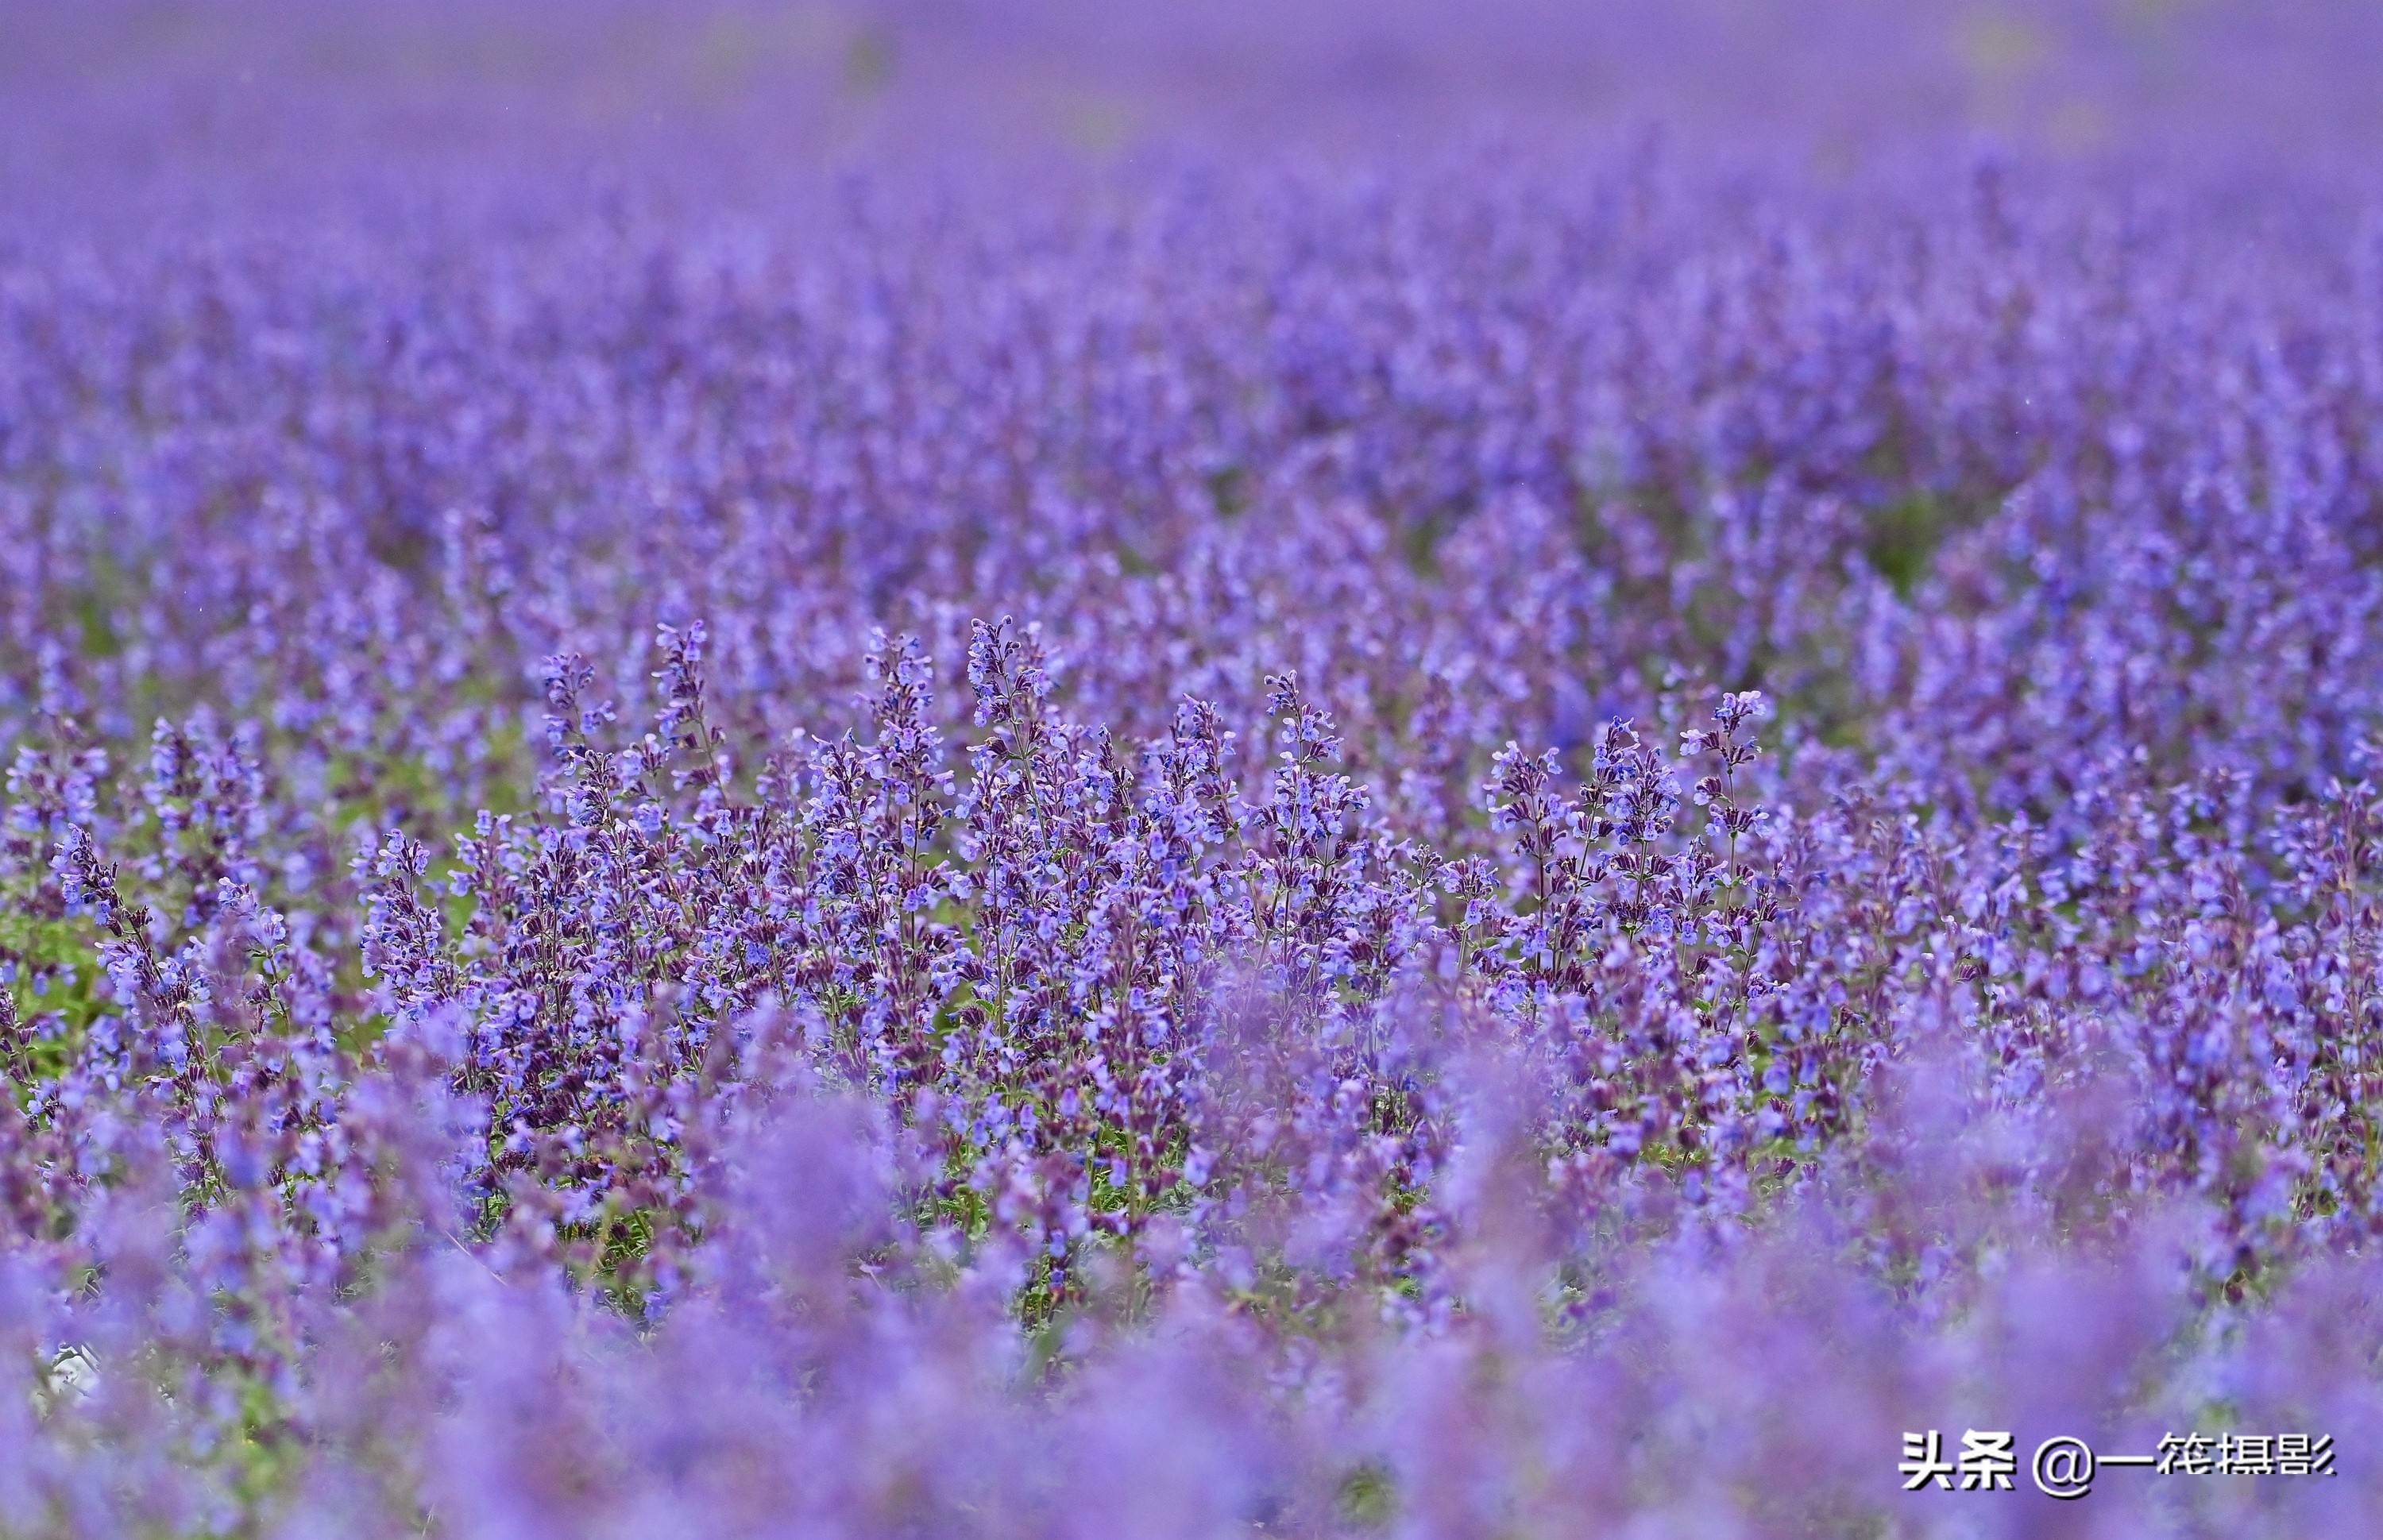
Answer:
[7,3,2383,1535]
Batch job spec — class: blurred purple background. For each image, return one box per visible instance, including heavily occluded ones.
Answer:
[10,0,2381,199]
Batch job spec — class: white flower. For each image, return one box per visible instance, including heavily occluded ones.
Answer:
[33,1344,100,1417]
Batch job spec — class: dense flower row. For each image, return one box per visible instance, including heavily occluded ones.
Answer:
[9,6,2383,1536]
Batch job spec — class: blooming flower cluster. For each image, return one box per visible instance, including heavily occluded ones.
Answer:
[7,3,2383,1536]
